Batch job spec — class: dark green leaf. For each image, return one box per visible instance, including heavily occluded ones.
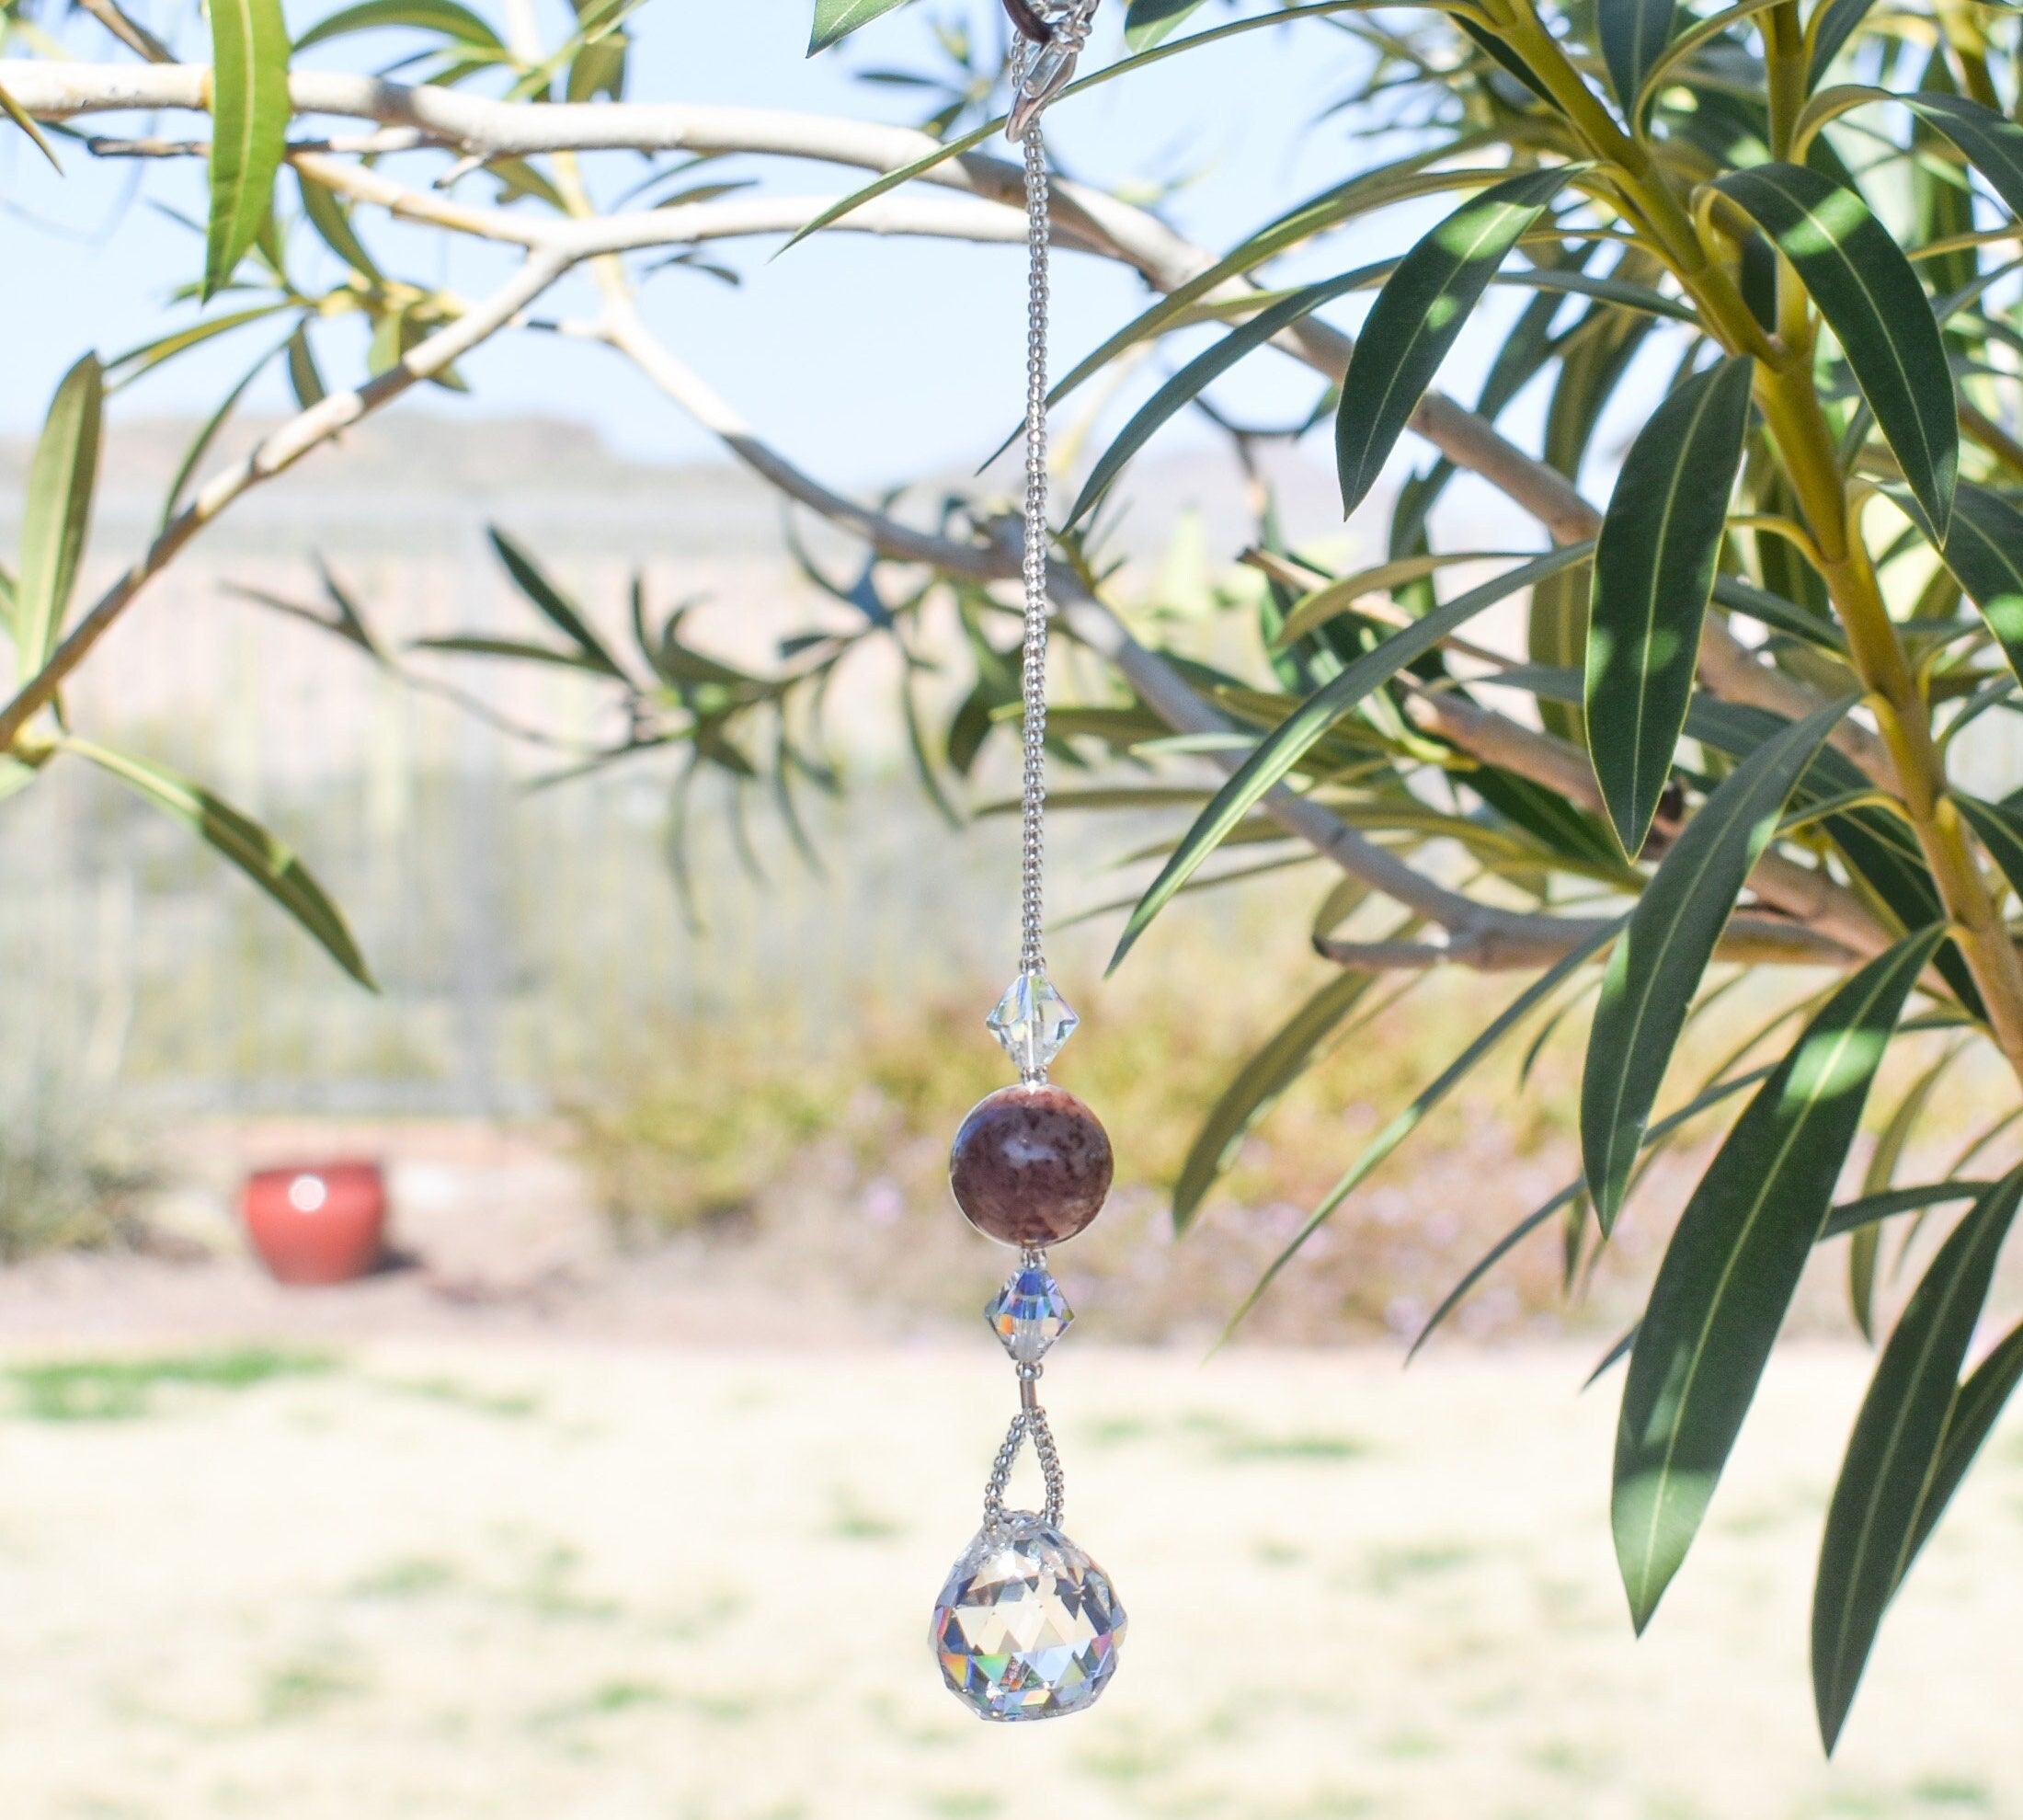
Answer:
[1586,354,1754,855]
[1938,480,2023,685]
[1896,91,2023,227]
[1954,791,2023,908]
[1813,1163,2023,1750]
[808,0,913,52]
[298,169,385,283]
[1068,262,1393,530]
[1615,925,1947,1632]
[1823,1181,1987,1242]
[1714,164,1957,538]
[14,354,103,678]
[1598,0,1677,112]
[1125,0,1209,49]
[487,530,627,679]
[1110,544,1594,970]
[1456,17,1559,107]
[1337,166,1583,518]
[1172,968,1377,1234]
[285,323,326,409]
[65,737,374,989]
[1807,0,1877,86]
[1582,694,1856,1227]
[205,0,293,303]
[1904,1316,2023,1565]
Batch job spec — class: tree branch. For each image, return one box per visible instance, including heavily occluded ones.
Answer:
[0,252,571,750]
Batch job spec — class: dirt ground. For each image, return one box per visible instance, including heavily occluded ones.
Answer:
[1,1332,2019,1820]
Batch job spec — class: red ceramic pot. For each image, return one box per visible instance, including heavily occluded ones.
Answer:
[242,1161,388,1286]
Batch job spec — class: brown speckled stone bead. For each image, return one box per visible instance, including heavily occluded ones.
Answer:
[950,1083,1114,1247]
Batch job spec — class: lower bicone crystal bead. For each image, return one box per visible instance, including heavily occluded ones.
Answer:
[930,1512,1126,1722]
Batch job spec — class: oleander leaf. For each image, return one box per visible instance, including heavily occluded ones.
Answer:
[14,354,104,679]
[64,738,374,989]
[204,0,292,303]
[1172,968,1377,1234]
[1069,262,1395,531]
[1954,793,2023,907]
[0,74,61,171]
[487,530,628,679]
[1714,164,1956,538]
[1903,1316,2023,1567]
[1125,0,1209,48]
[1937,481,2023,686]
[1614,925,1947,1632]
[1807,0,1878,86]
[1583,695,1856,1228]
[1813,1163,2023,1750]
[1586,354,1754,855]
[808,0,913,52]
[294,0,505,50]
[1598,0,1677,113]
[1109,544,1594,970]
[1336,166,1584,518]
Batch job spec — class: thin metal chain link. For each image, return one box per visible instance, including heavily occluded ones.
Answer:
[1016,120,1052,986]
[982,1404,1068,1530]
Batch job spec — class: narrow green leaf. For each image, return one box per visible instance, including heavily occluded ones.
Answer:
[1937,480,2023,685]
[1582,694,1856,1228]
[410,635,610,671]
[1224,923,1621,1343]
[1955,793,2023,910]
[1172,968,1377,1234]
[1125,0,1209,48]
[807,0,913,52]
[1895,91,2023,227]
[1337,166,1583,518]
[108,303,289,381]
[1615,925,1947,1633]
[487,530,628,680]
[298,169,385,284]
[1109,544,1594,970]
[1807,0,1877,86]
[1586,354,1754,855]
[1456,17,1559,107]
[783,3,1400,253]
[1414,1059,1774,1361]
[1069,262,1395,530]
[1598,0,1677,112]
[1852,1041,1965,1340]
[15,354,104,678]
[1714,164,1957,538]
[1813,1162,2023,1750]
[1823,1181,1987,1242]
[161,336,285,531]
[64,738,374,989]
[1903,1316,2023,1565]
[0,74,62,172]
[294,0,505,52]
[205,0,292,303]
[285,323,327,409]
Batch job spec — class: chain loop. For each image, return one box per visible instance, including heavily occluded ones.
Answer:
[982,1404,1068,1530]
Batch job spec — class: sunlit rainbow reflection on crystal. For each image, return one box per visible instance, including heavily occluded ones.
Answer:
[930,1513,1126,1722]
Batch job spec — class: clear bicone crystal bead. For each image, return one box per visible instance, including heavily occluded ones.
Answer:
[986,1265,1075,1363]
[930,1513,1126,1722]
[987,970,1079,1075]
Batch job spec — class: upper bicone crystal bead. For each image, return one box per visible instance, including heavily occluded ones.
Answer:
[930,1512,1126,1722]
[987,1265,1074,1363]
[987,970,1079,1076]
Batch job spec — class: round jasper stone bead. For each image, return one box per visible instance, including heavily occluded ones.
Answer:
[951,1084,1114,1247]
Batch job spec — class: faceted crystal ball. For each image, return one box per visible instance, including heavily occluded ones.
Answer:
[950,1084,1114,1247]
[930,1513,1127,1722]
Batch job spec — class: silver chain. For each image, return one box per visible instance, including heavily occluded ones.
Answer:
[1017,120,1052,982]
[983,1403,1068,1529]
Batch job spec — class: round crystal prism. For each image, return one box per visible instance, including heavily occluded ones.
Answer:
[930,1512,1126,1722]
[987,970,1080,1076]
[987,1264,1074,1363]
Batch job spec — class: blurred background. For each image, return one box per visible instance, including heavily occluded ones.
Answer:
[4,2,2023,1816]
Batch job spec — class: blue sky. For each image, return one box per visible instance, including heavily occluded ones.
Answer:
[2,0,1382,485]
